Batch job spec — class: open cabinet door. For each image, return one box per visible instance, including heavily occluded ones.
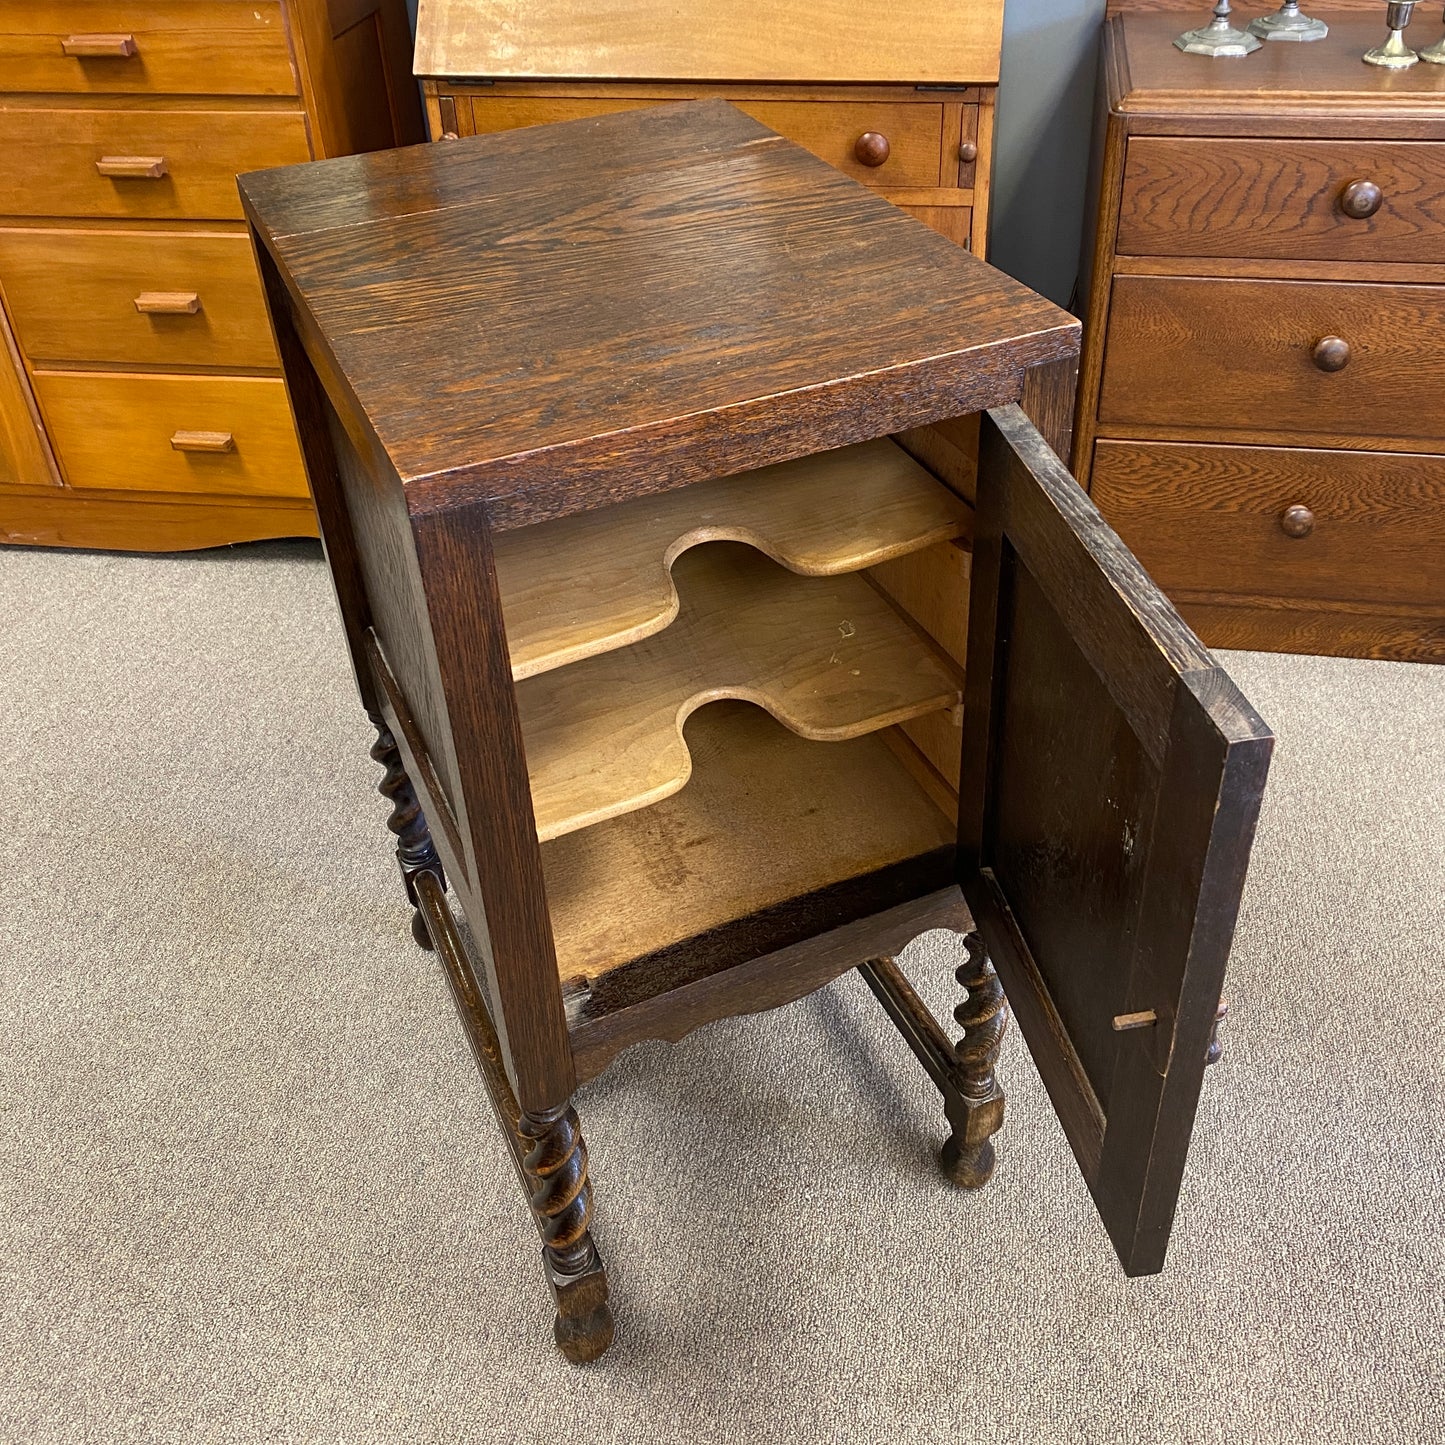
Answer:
[961,405,1274,1277]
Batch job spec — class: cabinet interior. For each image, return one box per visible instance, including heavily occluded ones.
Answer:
[493,430,975,999]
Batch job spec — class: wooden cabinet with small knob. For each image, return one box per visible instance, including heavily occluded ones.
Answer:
[1074,10,1445,663]
[414,0,997,259]
[0,0,423,552]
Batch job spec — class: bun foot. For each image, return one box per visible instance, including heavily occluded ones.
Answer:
[940,1132,996,1190]
[410,907,435,951]
[554,1302,615,1363]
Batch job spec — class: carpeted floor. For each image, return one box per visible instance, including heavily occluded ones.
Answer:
[2,538,1442,1445]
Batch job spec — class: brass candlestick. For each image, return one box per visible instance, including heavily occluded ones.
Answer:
[1175,0,1262,55]
[1421,7,1445,59]
[1249,0,1329,41]
[1363,0,1420,65]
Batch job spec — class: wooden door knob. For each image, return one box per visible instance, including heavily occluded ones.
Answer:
[1311,335,1351,372]
[853,132,890,167]
[1280,504,1315,538]
[1338,179,1383,219]
[958,140,978,163]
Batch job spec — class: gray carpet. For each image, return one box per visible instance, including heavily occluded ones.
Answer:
[2,538,1442,1445]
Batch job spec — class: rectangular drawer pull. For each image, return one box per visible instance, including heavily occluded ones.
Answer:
[62,34,138,58]
[170,430,234,454]
[96,156,168,179]
[134,292,201,315]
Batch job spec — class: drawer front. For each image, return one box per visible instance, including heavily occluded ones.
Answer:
[0,2,298,98]
[1118,138,1445,264]
[1098,275,1445,446]
[35,371,307,498]
[0,108,310,221]
[467,96,947,189]
[0,228,278,369]
[1091,440,1445,610]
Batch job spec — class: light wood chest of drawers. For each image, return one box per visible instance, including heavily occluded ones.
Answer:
[0,0,421,551]
[1074,10,1445,663]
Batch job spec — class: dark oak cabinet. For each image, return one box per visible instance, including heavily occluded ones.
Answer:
[241,101,1272,1361]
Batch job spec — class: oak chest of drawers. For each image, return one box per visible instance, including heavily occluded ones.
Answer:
[0,0,421,551]
[1074,10,1445,663]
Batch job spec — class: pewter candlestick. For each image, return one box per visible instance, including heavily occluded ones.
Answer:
[1363,0,1420,65]
[1175,0,1262,55]
[1249,0,1329,41]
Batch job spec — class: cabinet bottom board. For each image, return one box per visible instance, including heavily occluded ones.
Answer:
[542,699,957,997]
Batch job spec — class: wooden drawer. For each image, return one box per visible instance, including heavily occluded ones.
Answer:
[0,2,298,98]
[466,96,949,190]
[1090,440,1445,610]
[0,107,310,221]
[1118,138,1445,264]
[34,371,307,498]
[0,228,278,370]
[1098,275,1445,447]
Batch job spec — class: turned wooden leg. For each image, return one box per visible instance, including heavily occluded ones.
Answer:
[518,1103,614,1364]
[368,716,445,949]
[939,932,1009,1190]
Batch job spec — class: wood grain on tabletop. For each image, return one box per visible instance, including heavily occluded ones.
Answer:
[238,100,1078,524]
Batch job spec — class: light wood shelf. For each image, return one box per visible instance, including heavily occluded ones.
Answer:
[494,437,969,680]
[541,701,956,985]
[517,542,962,841]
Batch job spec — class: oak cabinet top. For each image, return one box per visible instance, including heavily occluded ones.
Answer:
[240,101,1077,523]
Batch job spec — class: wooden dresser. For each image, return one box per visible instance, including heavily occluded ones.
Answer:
[0,0,421,552]
[1074,9,1445,663]
[413,0,999,258]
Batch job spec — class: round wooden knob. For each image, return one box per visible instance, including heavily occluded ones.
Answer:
[1280,504,1315,538]
[958,140,978,163]
[854,132,890,167]
[1311,335,1351,372]
[1338,179,1383,220]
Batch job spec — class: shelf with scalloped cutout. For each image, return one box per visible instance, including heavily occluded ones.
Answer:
[494,437,969,681]
[517,541,962,841]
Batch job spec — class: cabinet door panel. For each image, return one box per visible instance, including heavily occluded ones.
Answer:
[961,405,1273,1276]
